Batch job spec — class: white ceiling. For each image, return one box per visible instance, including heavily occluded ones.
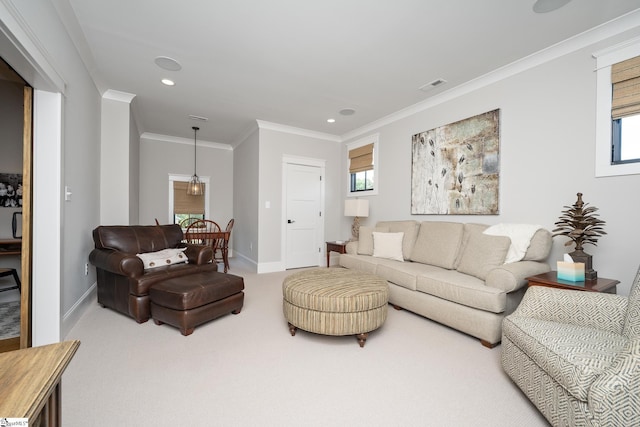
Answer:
[55,0,640,145]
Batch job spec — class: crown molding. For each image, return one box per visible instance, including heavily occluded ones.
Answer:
[0,0,66,93]
[341,9,640,142]
[103,89,136,103]
[257,119,341,143]
[140,132,232,151]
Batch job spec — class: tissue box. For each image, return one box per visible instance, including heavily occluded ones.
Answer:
[557,261,585,282]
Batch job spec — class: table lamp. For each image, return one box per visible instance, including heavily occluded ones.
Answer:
[344,199,369,240]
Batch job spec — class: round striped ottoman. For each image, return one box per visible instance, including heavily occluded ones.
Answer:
[282,268,388,347]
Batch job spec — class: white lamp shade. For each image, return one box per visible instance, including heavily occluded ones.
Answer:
[344,199,369,217]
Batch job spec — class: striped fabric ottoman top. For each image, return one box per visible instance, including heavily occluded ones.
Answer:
[283,268,388,346]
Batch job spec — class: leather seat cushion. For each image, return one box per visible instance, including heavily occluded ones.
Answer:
[149,271,244,311]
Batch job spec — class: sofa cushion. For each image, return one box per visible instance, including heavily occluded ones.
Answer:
[483,223,543,263]
[339,253,380,275]
[376,220,419,260]
[416,269,506,313]
[410,221,464,269]
[357,226,389,255]
[454,223,489,268]
[93,224,184,254]
[376,260,441,291]
[372,232,404,262]
[523,229,553,261]
[503,314,627,401]
[137,248,188,270]
[456,232,511,280]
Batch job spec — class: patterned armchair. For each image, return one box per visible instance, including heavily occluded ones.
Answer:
[501,267,640,427]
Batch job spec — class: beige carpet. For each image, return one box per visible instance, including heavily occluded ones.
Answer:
[62,260,549,427]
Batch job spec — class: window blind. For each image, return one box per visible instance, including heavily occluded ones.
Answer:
[173,181,205,214]
[611,55,640,119]
[349,143,374,174]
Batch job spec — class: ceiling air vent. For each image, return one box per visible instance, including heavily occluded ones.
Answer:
[419,78,447,92]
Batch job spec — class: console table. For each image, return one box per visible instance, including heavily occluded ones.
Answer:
[0,340,80,426]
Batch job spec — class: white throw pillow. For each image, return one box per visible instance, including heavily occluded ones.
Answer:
[372,232,405,262]
[136,247,188,270]
[358,226,390,255]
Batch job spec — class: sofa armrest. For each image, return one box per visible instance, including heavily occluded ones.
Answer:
[183,244,213,265]
[89,248,144,278]
[588,337,640,425]
[511,285,628,333]
[485,261,550,292]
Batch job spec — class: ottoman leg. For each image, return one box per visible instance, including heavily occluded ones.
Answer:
[288,322,297,336]
[232,308,242,314]
[181,327,194,336]
[153,319,164,325]
[356,333,368,348]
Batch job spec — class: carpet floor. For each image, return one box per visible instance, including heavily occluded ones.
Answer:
[62,260,549,427]
[0,300,20,339]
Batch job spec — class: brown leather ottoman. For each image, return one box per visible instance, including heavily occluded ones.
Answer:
[149,271,244,335]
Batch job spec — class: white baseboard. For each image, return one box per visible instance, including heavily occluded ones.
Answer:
[63,282,97,339]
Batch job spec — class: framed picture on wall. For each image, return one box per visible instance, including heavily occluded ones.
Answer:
[0,173,23,208]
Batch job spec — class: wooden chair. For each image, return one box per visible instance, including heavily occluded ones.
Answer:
[213,219,233,273]
[184,220,223,249]
[0,268,21,293]
[179,217,202,230]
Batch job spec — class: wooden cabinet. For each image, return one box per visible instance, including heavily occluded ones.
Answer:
[0,340,80,426]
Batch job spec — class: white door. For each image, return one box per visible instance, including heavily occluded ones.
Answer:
[285,163,323,269]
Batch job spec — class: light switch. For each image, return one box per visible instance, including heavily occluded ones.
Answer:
[265,201,271,209]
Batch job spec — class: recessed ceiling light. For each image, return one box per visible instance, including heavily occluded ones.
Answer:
[339,108,356,116]
[327,118,336,123]
[532,0,572,13]
[161,78,175,86]
[154,56,182,71]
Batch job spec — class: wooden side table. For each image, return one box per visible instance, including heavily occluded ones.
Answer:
[527,271,619,294]
[326,241,347,267]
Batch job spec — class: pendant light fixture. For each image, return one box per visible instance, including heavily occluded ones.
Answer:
[187,126,204,196]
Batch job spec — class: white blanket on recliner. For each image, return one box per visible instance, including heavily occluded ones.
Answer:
[483,223,542,263]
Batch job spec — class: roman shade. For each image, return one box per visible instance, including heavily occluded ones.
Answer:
[173,181,205,215]
[349,143,374,174]
[611,55,640,119]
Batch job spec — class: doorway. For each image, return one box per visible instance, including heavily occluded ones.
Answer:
[283,157,325,269]
[0,57,32,352]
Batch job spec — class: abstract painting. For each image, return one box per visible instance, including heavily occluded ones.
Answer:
[411,109,500,215]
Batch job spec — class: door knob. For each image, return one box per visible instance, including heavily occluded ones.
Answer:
[287,219,295,224]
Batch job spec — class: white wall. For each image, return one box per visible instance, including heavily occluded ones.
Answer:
[257,126,342,269]
[138,135,234,227]
[232,127,259,266]
[1,0,102,341]
[342,27,640,296]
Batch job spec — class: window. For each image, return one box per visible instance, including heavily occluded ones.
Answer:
[168,175,210,226]
[347,134,379,196]
[611,55,640,164]
[594,38,640,177]
[173,181,205,225]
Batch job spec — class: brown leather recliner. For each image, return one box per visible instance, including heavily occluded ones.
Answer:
[89,224,218,323]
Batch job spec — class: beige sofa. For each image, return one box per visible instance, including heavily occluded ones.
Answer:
[339,220,552,347]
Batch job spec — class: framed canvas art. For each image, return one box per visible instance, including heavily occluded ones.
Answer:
[411,109,500,215]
